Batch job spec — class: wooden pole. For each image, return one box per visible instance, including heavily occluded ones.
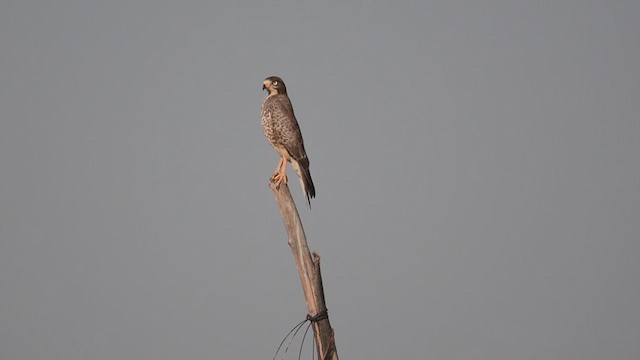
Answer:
[269,181,339,360]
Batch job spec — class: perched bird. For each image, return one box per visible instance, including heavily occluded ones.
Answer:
[261,76,315,206]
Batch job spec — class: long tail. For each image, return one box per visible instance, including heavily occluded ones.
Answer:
[291,157,315,207]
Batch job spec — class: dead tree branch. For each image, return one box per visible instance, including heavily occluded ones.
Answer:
[270,181,339,360]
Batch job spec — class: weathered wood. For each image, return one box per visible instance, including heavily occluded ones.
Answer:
[270,181,339,360]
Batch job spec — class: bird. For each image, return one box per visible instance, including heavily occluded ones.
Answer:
[261,76,315,206]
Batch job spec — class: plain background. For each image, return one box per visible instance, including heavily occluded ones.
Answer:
[1,1,639,359]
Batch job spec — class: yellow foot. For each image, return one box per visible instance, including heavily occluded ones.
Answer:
[270,157,288,187]
[270,171,288,187]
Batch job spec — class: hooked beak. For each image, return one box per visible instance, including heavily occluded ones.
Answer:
[262,79,272,91]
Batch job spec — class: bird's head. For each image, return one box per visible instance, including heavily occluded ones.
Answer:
[262,76,287,96]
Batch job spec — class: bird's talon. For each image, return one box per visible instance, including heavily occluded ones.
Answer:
[270,172,287,188]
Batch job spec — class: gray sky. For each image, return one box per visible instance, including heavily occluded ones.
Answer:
[1,1,639,359]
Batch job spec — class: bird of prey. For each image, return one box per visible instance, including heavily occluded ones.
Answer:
[261,76,315,206]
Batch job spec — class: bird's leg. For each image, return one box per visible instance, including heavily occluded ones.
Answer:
[271,157,284,180]
[271,157,288,187]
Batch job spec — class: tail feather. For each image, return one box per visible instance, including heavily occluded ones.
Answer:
[291,158,315,207]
